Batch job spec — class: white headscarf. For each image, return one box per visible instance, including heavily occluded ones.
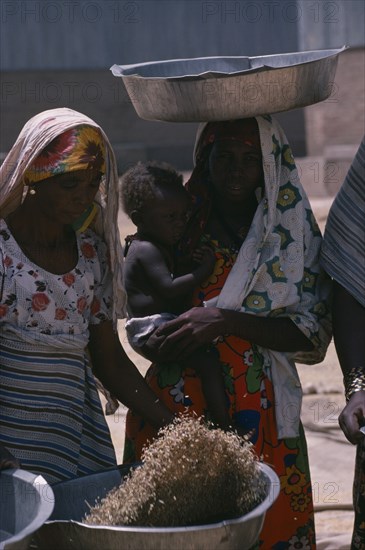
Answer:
[193,115,332,437]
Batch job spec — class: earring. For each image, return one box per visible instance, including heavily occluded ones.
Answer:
[29,187,36,195]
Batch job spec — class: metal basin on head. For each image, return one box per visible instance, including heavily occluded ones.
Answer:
[33,462,280,550]
[111,47,346,122]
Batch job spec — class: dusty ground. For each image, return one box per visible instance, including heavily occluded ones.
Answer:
[102,196,355,549]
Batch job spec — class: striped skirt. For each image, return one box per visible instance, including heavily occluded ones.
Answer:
[0,340,116,484]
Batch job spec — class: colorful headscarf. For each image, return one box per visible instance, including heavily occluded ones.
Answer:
[194,118,262,163]
[0,108,126,320]
[181,115,332,438]
[23,125,106,186]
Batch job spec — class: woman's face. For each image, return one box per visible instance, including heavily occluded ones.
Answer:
[207,118,264,204]
[208,139,264,204]
[31,169,103,225]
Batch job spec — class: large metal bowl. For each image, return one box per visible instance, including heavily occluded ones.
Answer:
[111,47,346,122]
[0,469,54,550]
[33,462,280,550]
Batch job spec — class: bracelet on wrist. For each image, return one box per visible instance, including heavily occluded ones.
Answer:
[344,366,365,402]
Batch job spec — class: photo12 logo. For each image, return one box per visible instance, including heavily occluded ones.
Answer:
[201,1,340,24]
[1,1,141,24]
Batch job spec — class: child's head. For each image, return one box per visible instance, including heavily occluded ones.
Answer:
[120,161,190,245]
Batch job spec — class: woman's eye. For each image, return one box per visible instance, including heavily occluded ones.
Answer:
[58,174,82,189]
[243,155,261,164]
[60,181,78,189]
[59,174,102,190]
[90,178,101,188]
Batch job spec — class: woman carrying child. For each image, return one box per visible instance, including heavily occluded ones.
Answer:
[123,116,332,547]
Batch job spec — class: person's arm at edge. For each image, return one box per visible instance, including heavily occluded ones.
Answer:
[0,442,21,470]
[0,262,21,470]
[88,321,173,429]
[333,281,365,444]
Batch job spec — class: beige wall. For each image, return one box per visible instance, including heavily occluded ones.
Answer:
[304,47,364,195]
[305,47,364,155]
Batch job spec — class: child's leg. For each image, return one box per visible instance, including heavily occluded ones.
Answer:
[184,348,232,429]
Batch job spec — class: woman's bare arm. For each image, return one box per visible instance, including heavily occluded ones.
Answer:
[156,306,313,359]
[88,321,173,428]
[333,282,365,444]
[0,442,20,470]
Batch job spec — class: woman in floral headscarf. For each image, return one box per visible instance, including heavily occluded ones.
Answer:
[124,116,332,547]
[0,108,172,483]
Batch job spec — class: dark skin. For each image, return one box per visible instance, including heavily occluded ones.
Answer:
[0,169,173,470]
[5,170,102,274]
[124,187,215,318]
[124,184,232,429]
[157,122,314,360]
[333,281,365,444]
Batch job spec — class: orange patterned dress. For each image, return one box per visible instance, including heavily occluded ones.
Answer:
[124,237,316,548]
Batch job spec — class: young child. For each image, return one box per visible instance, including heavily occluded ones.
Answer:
[120,161,232,430]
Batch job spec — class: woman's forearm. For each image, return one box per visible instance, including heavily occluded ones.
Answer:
[333,282,365,443]
[157,306,313,359]
[333,281,365,375]
[219,309,313,352]
[99,355,173,428]
[88,322,173,429]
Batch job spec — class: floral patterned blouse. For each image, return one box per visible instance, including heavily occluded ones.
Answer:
[0,219,112,347]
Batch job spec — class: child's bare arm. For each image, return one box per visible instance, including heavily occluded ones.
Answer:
[139,242,215,299]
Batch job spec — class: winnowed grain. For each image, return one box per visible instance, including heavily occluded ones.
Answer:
[84,415,266,527]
